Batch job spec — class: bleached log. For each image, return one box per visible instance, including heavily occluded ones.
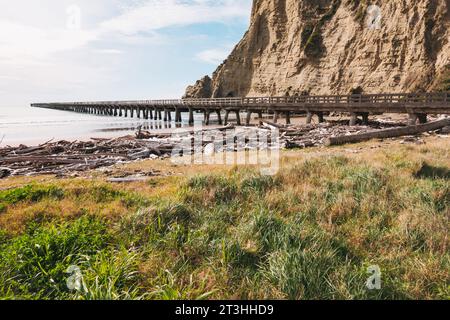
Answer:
[325,118,450,146]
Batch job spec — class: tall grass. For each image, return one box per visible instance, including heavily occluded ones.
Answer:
[0,217,143,300]
[0,142,448,300]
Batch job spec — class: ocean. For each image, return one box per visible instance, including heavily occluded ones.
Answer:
[0,106,200,147]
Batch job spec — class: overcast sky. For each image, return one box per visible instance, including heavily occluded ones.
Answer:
[0,0,252,107]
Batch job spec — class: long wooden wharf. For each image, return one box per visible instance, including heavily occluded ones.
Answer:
[32,92,450,126]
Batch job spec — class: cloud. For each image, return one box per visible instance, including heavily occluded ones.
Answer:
[0,0,250,64]
[94,49,123,55]
[196,47,232,65]
[100,0,251,34]
[0,0,252,106]
[0,20,98,61]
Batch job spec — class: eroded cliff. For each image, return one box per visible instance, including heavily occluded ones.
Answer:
[185,0,450,98]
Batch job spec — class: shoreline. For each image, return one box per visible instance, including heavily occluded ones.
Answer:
[1,116,449,179]
[0,113,412,147]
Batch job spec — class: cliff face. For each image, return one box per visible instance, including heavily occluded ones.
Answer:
[186,0,450,98]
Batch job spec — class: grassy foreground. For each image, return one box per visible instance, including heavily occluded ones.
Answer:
[0,137,449,300]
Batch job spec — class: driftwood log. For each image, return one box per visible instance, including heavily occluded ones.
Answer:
[325,118,450,146]
[1,118,448,178]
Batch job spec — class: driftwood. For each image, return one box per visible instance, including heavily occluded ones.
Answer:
[260,121,286,129]
[1,117,448,178]
[0,125,243,177]
[325,118,450,146]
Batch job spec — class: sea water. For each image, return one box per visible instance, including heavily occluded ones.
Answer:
[0,106,201,147]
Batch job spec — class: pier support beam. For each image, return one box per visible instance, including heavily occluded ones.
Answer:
[273,111,279,123]
[408,113,418,125]
[246,111,252,126]
[175,109,182,123]
[235,111,241,126]
[258,111,263,120]
[285,112,291,125]
[361,112,370,125]
[408,113,428,125]
[317,112,325,123]
[306,112,313,124]
[216,110,223,125]
[306,112,325,124]
[349,113,358,126]
[418,113,428,124]
[189,108,194,125]
[224,110,230,125]
[205,109,211,125]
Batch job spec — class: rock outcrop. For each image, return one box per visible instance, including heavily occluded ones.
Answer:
[185,0,450,98]
[183,75,212,98]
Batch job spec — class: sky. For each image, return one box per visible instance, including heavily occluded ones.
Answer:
[0,0,252,107]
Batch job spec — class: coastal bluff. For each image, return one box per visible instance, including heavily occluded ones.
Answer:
[184,0,450,98]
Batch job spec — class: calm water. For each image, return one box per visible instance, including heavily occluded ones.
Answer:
[0,106,201,147]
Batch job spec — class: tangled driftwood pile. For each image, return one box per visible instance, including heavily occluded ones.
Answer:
[1,119,449,178]
[0,137,175,177]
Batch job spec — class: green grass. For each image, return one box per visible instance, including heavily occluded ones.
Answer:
[0,184,64,206]
[0,216,143,300]
[0,142,448,300]
[0,216,108,299]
